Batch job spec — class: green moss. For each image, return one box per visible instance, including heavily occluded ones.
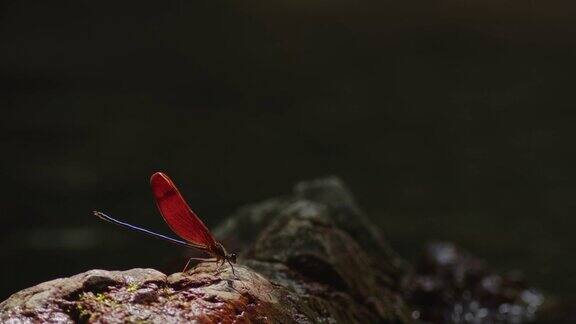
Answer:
[95,293,109,303]
[127,283,140,292]
[75,301,92,321]
[79,292,116,306]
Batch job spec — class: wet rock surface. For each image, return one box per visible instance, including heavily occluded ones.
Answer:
[405,242,546,323]
[0,177,559,323]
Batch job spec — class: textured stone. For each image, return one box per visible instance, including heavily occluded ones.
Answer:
[0,177,557,323]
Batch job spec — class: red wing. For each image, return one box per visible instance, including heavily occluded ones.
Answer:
[150,172,216,249]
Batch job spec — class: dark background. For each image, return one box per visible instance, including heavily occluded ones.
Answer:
[1,0,575,301]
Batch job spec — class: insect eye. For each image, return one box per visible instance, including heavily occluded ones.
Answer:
[228,253,237,263]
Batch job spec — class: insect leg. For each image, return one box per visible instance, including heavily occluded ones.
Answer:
[227,260,236,277]
[214,260,225,273]
[182,257,218,272]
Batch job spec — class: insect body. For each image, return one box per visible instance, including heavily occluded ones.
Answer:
[94,172,236,274]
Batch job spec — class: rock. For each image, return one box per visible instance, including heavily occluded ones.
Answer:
[0,177,412,323]
[0,269,166,323]
[0,177,557,323]
[404,242,547,323]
